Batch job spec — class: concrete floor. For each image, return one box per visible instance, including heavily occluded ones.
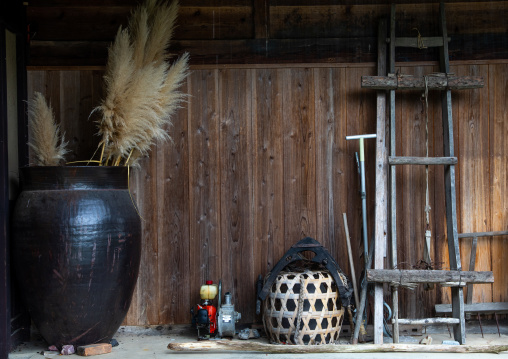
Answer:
[8,321,508,359]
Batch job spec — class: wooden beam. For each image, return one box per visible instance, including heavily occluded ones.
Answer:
[394,37,449,48]
[395,318,460,325]
[366,269,493,284]
[27,32,508,67]
[373,17,388,346]
[435,302,508,315]
[253,0,269,39]
[361,74,484,90]
[28,37,379,66]
[458,230,508,239]
[0,21,11,359]
[167,341,508,354]
[466,236,478,304]
[388,156,457,166]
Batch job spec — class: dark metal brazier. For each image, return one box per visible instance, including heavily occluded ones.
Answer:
[11,166,141,348]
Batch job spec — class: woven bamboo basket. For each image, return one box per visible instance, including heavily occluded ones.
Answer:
[262,268,345,345]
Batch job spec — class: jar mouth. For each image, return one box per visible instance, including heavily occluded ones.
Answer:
[19,166,132,191]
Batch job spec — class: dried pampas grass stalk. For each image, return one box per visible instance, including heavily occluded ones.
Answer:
[27,92,68,166]
[95,0,189,167]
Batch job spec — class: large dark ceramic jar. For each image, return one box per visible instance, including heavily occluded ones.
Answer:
[11,166,141,348]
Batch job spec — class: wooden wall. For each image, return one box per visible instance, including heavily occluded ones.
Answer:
[26,61,508,325]
[26,1,508,66]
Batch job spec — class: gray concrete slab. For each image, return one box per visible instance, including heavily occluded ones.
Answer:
[8,323,508,359]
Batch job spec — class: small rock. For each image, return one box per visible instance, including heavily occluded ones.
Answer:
[419,335,432,345]
[249,329,260,339]
[43,351,59,358]
[238,328,250,340]
[110,338,119,347]
[61,345,75,355]
[238,328,260,340]
[48,345,58,351]
[442,340,460,345]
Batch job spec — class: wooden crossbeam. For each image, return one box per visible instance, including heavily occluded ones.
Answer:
[361,74,484,90]
[393,36,450,48]
[436,302,508,315]
[436,302,508,314]
[395,318,460,325]
[458,230,508,239]
[389,156,457,165]
[366,269,493,285]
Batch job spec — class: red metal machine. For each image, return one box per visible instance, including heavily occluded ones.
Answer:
[192,280,218,339]
[191,280,241,340]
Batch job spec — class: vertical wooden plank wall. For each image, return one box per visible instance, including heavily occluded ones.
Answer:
[26,62,508,325]
[454,64,491,304]
[396,64,440,319]
[490,64,508,303]
[187,69,222,321]
[282,68,317,247]
[252,69,285,278]
[219,69,254,313]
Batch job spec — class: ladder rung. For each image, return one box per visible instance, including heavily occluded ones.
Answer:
[389,156,457,166]
[394,318,460,325]
[435,302,508,315]
[393,36,450,48]
[361,75,484,91]
[367,269,494,284]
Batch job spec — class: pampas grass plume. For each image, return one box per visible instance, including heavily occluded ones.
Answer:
[96,0,189,166]
[27,92,68,166]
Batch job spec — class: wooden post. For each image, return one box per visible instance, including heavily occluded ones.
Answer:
[466,236,478,304]
[374,18,388,345]
[389,4,399,344]
[439,1,466,344]
[0,22,11,358]
[253,0,269,40]
[343,213,360,310]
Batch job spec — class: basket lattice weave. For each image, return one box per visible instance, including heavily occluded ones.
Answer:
[262,269,345,345]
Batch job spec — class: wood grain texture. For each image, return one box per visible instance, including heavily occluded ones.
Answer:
[218,69,255,322]
[28,2,508,42]
[187,69,222,310]
[489,63,508,304]
[168,340,508,354]
[314,67,348,269]
[26,2,508,65]
[453,64,491,304]
[156,80,191,324]
[24,62,508,326]
[130,155,160,325]
[27,5,253,41]
[344,66,377,282]
[282,68,317,248]
[252,69,285,281]
[396,64,440,319]
[367,269,494,284]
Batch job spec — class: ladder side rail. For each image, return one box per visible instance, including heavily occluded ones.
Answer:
[439,1,466,344]
[457,231,508,304]
[373,18,389,346]
[389,3,399,344]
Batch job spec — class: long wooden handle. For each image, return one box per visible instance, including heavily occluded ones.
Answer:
[343,213,359,310]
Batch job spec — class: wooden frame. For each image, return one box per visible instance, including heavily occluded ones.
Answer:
[0,2,29,357]
[0,20,11,359]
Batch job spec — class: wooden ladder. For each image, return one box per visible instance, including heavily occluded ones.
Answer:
[362,3,491,345]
